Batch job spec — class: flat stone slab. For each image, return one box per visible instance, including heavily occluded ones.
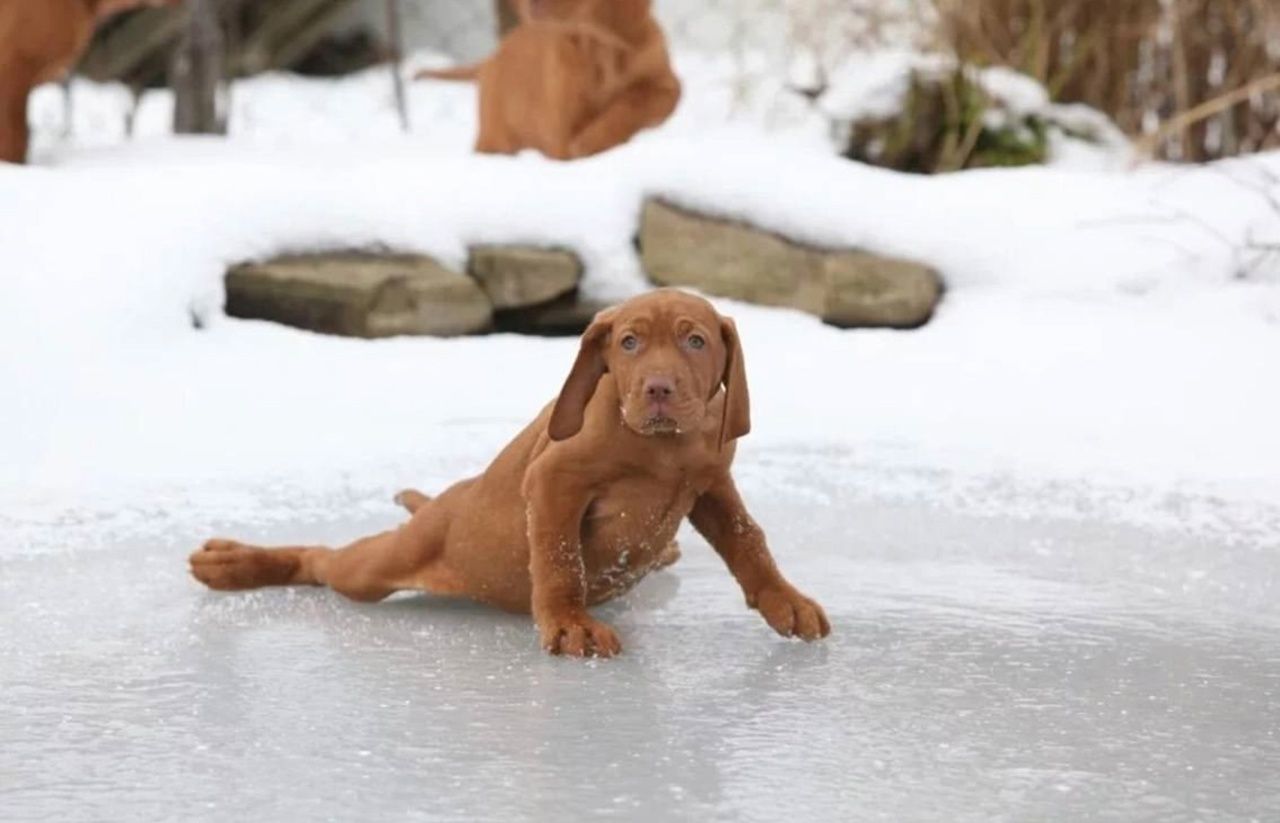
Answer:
[225,252,492,338]
[640,199,942,328]
[468,245,582,311]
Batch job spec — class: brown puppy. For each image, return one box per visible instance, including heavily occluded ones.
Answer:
[0,0,180,164]
[190,290,830,658]
[417,0,680,160]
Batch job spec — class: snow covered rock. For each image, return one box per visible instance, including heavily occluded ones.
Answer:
[823,251,944,329]
[640,199,941,328]
[467,245,582,310]
[225,253,492,337]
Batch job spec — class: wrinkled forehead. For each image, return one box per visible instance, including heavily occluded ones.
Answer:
[614,291,721,333]
[525,0,594,17]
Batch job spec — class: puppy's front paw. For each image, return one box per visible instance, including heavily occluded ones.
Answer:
[752,584,831,641]
[538,611,622,658]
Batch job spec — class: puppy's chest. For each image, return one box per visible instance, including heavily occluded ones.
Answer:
[580,475,698,570]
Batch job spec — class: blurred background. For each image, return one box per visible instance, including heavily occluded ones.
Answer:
[40,0,1280,167]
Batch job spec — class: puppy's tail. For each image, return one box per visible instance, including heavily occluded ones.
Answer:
[414,63,483,82]
[394,489,433,514]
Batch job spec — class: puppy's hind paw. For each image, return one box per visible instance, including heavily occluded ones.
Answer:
[189,539,300,591]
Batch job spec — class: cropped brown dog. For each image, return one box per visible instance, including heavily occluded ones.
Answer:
[190,290,830,658]
[0,0,180,164]
[416,0,680,159]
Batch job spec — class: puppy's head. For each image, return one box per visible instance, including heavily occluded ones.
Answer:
[549,289,750,446]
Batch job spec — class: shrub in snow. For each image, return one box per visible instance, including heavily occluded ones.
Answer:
[932,0,1280,163]
[818,52,1129,173]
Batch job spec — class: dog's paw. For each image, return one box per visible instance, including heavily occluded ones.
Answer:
[189,539,300,590]
[752,584,831,641]
[538,611,622,658]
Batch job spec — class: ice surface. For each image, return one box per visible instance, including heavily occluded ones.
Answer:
[3,456,1277,823]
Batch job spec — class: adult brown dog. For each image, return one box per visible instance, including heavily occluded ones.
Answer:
[417,0,681,159]
[190,290,830,658]
[0,0,180,164]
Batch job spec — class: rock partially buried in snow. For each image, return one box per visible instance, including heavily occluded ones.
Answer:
[468,245,582,310]
[641,200,825,310]
[225,253,492,337]
[640,199,942,329]
[822,251,944,329]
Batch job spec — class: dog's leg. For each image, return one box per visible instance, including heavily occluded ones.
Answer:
[689,477,831,641]
[525,42,593,161]
[566,78,680,159]
[190,498,452,603]
[189,538,323,590]
[525,475,621,657]
[0,74,35,164]
[473,70,521,155]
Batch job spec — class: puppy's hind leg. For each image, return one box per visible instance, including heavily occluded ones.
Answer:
[190,499,452,603]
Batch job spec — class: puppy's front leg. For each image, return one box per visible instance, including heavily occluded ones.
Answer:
[1,76,35,164]
[525,474,621,657]
[690,475,831,641]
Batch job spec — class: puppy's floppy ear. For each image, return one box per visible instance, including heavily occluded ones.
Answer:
[548,311,615,441]
[717,316,751,448]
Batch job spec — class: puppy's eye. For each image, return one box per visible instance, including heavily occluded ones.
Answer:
[687,334,706,350]
[620,334,639,352]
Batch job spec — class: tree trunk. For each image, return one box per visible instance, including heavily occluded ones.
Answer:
[496,0,519,37]
[386,0,409,131]
[172,0,226,135]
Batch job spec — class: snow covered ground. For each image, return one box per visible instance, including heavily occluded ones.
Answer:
[3,55,1279,822]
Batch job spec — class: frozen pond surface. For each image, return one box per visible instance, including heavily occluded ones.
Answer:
[3,454,1278,822]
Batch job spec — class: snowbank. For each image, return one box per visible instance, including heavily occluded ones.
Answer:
[3,59,1279,553]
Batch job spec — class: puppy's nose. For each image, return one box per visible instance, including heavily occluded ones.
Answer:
[645,376,675,401]
[644,377,675,401]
